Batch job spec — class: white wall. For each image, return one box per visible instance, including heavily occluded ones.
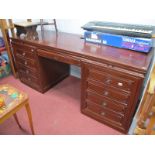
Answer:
[2,19,155,36]
[38,19,155,35]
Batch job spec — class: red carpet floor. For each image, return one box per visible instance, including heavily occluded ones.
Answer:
[0,75,122,135]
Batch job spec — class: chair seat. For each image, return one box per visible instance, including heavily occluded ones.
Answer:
[0,84,28,118]
[0,84,34,134]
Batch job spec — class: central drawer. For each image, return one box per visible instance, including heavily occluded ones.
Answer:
[37,49,81,66]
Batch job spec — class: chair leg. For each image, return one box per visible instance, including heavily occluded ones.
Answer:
[13,113,22,129]
[145,113,155,134]
[25,101,35,135]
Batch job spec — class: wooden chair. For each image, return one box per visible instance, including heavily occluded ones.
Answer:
[0,84,35,134]
[134,64,155,135]
[40,19,58,32]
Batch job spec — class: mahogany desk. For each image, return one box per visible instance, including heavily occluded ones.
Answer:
[11,31,153,133]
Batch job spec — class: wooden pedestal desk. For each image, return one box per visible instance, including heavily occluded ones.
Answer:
[11,31,153,133]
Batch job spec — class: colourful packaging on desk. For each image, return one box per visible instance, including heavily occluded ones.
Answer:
[84,31,152,53]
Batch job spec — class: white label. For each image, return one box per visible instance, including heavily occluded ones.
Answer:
[91,33,98,39]
[103,40,107,44]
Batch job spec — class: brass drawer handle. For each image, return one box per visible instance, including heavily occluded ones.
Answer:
[121,106,125,112]
[105,79,111,84]
[28,77,31,81]
[24,61,27,65]
[53,56,58,60]
[122,99,128,104]
[103,91,109,96]
[26,70,29,74]
[102,102,107,107]
[118,82,123,87]
[101,112,106,116]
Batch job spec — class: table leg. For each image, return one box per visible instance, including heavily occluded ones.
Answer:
[25,101,35,135]
[13,113,22,129]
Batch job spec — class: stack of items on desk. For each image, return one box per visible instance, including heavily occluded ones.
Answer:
[82,21,155,53]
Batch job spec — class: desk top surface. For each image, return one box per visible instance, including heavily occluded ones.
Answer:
[12,30,154,73]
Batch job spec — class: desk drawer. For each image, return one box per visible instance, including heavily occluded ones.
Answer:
[17,63,39,77]
[89,69,133,92]
[86,91,127,114]
[16,56,37,69]
[13,43,36,60]
[87,81,129,105]
[86,102,123,124]
[37,49,81,66]
[19,71,40,90]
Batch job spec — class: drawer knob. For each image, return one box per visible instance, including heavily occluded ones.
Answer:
[22,52,26,56]
[105,79,111,84]
[24,61,27,65]
[118,82,123,87]
[101,112,105,116]
[103,91,109,96]
[54,56,58,60]
[108,65,113,68]
[102,102,107,107]
[122,106,126,111]
[26,70,29,74]
[31,49,34,52]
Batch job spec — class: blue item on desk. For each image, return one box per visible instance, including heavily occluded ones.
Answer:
[84,31,152,53]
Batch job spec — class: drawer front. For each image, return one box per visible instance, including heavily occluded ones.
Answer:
[12,42,36,60]
[86,91,126,114]
[53,53,80,66]
[87,81,129,104]
[19,71,41,90]
[89,69,133,92]
[86,102,123,123]
[16,56,37,69]
[81,62,144,133]
[17,63,39,77]
[37,49,81,66]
